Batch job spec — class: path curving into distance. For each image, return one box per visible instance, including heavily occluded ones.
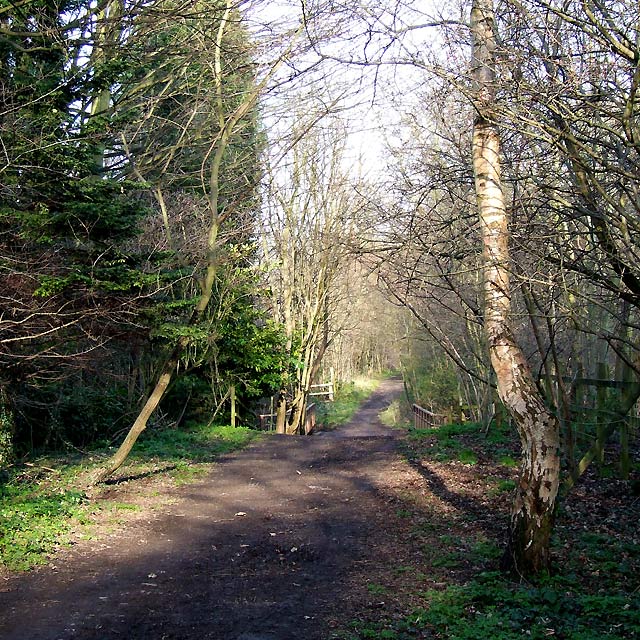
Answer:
[1,378,405,640]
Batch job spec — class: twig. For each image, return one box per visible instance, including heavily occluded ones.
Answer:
[24,462,59,474]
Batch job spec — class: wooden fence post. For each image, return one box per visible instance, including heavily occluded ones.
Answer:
[230,385,236,428]
[620,361,632,480]
[562,365,578,473]
[305,403,316,435]
[595,362,608,468]
[574,363,584,449]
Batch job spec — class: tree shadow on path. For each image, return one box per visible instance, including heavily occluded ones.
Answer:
[1,379,417,640]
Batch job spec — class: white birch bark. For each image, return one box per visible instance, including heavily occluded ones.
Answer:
[471,0,561,575]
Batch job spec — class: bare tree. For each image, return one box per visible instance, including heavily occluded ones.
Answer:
[470,0,561,575]
[262,120,361,434]
[94,2,304,481]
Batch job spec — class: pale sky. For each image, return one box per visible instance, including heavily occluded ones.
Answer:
[244,0,464,180]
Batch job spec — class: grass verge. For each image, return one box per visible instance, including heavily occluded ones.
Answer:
[316,376,383,429]
[0,423,258,572]
[343,571,639,639]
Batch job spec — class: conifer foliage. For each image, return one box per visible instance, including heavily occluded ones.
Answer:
[0,0,277,461]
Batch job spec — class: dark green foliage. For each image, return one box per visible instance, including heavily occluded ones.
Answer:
[562,531,640,590]
[12,379,133,453]
[0,0,269,467]
[216,310,289,399]
[159,296,289,425]
[52,181,147,242]
[47,384,132,448]
[0,0,154,435]
[403,350,460,411]
[0,390,15,467]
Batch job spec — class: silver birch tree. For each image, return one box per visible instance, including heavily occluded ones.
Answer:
[471,0,561,575]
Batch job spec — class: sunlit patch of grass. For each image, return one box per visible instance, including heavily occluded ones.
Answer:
[343,573,640,639]
[406,420,517,467]
[379,399,408,428]
[132,423,259,463]
[317,377,382,429]
[457,448,478,465]
[0,481,88,571]
[499,455,519,467]
[104,501,142,511]
[1,422,259,572]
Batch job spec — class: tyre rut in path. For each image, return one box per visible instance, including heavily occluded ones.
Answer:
[0,379,406,640]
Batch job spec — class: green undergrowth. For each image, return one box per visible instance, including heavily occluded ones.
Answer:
[379,399,408,428]
[342,572,639,639]
[336,413,640,639]
[0,423,258,571]
[406,420,517,465]
[133,423,258,463]
[0,482,88,571]
[317,376,382,429]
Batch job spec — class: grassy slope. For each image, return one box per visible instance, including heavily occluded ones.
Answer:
[0,423,259,571]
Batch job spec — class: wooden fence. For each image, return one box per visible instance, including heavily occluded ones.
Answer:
[412,404,448,429]
[545,365,639,480]
[309,382,334,401]
[309,368,335,401]
[257,402,317,434]
[258,371,334,431]
[257,411,277,431]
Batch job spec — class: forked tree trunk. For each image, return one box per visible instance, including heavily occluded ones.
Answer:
[471,0,561,576]
[286,388,307,435]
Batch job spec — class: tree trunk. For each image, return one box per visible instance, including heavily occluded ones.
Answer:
[275,392,288,434]
[0,387,15,468]
[471,0,561,576]
[93,283,215,484]
[230,385,236,428]
[91,0,301,483]
[284,386,307,435]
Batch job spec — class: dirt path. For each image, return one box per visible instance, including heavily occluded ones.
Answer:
[1,379,416,640]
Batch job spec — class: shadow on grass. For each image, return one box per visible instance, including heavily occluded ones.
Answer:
[102,464,178,485]
[405,454,501,539]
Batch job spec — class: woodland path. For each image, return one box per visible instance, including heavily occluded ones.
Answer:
[0,378,424,640]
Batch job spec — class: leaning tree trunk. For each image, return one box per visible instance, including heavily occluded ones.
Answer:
[92,4,302,483]
[471,0,561,576]
[93,261,219,484]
